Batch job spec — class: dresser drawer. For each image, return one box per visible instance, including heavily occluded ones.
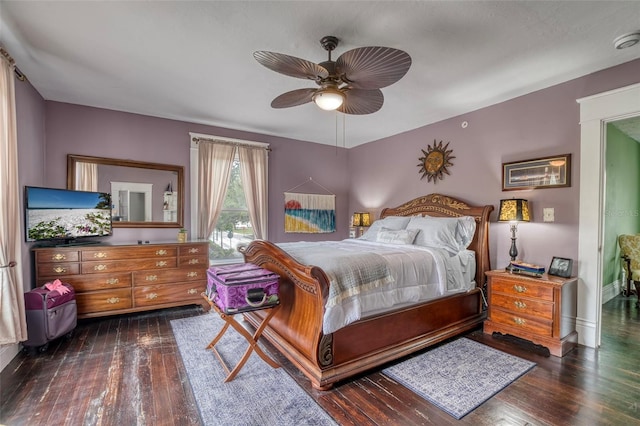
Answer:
[51,273,132,292]
[81,258,178,274]
[36,250,80,263]
[178,255,208,267]
[178,243,208,257]
[76,288,133,314]
[133,281,204,307]
[490,308,552,337]
[37,263,80,277]
[132,267,206,286]
[491,293,553,320]
[491,277,553,301]
[81,246,177,261]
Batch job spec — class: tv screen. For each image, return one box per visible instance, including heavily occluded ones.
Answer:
[25,186,112,244]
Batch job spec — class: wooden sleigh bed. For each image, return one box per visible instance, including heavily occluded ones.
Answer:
[239,193,494,390]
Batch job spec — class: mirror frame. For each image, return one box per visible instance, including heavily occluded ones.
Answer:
[67,154,184,228]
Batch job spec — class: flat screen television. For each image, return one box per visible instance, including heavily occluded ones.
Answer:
[25,186,112,245]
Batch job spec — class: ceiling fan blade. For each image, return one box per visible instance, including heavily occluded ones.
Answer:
[254,51,329,80]
[336,47,411,89]
[338,88,384,115]
[271,88,316,108]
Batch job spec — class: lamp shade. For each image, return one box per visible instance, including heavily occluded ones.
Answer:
[313,89,345,111]
[498,199,530,222]
[352,212,371,227]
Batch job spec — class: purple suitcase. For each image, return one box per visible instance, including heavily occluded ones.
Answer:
[23,282,77,350]
[207,263,279,314]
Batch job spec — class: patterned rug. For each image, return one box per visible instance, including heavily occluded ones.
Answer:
[382,338,536,419]
[170,312,336,426]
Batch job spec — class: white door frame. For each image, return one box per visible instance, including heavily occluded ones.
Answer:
[577,82,640,348]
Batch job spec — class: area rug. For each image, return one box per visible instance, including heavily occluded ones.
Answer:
[382,338,536,419]
[170,312,336,426]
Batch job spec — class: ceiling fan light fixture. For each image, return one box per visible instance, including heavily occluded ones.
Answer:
[313,89,345,111]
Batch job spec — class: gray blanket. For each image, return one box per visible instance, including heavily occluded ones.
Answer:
[277,241,395,308]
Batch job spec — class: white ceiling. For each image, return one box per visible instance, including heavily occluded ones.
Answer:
[1,1,640,148]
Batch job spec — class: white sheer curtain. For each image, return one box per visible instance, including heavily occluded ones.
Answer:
[74,161,98,191]
[238,146,268,240]
[0,48,27,344]
[197,141,235,239]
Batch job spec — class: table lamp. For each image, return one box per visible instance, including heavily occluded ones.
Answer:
[498,199,530,270]
[352,212,371,237]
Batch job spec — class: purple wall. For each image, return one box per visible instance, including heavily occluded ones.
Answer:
[348,58,640,273]
[43,102,350,245]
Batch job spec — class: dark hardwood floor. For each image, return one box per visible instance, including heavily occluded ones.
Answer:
[2,294,640,425]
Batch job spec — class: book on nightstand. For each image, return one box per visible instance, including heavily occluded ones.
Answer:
[509,260,545,276]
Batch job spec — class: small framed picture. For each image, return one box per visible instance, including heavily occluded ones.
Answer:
[548,256,573,278]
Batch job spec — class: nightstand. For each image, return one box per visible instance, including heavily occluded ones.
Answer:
[484,270,578,357]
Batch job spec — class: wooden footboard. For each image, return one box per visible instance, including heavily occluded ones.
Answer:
[239,193,493,390]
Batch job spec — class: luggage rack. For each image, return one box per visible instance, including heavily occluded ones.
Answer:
[202,293,280,382]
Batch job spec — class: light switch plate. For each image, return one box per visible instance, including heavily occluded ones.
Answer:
[543,207,555,222]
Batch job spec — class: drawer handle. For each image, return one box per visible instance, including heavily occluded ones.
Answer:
[156,249,168,256]
[53,266,67,273]
[156,261,168,267]
[93,252,108,259]
[146,293,158,300]
[94,264,107,271]
[188,259,199,264]
[513,317,526,326]
[187,271,198,278]
[513,285,527,293]
[188,248,200,253]
[514,300,527,309]
[106,278,120,285]
[187,288,198,295]
[52,254,66,261]
[106,297,120,304]
[145,275,158,281]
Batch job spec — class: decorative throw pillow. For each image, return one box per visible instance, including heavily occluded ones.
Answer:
[359,216,411,241]
[375,227,419,245]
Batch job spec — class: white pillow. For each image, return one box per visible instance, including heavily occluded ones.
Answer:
[359,216,411,241]
[407,216,460,253]
[406,215,477,254]
[376,227,419,245]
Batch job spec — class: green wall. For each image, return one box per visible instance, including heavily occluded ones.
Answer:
[603,124,640,286]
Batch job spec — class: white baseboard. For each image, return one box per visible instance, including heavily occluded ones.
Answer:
[576,317,598,348]
[0,343,20,372]
[602,280,622,304]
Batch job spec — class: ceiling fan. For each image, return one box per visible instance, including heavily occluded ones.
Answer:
[253,36,411,115]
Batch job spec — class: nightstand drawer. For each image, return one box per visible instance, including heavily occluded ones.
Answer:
[491,293,553,320]
[490,308,552,337]
[491,277,553,301]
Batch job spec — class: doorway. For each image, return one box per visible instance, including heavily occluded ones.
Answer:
[578,82,640,349]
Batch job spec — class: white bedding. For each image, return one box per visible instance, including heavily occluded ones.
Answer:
[277,239,476,334]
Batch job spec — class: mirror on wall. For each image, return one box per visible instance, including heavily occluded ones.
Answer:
[67,154,184,228]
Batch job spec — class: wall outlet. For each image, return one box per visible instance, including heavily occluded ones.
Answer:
[543,207,555,222]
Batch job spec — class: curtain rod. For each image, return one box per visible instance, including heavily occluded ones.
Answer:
[1,46,26,81]
[191,136,271,151]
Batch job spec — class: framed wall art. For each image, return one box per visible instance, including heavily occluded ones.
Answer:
[502,154,571,191]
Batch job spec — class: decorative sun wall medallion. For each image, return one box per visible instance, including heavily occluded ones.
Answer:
[418,140,455,183]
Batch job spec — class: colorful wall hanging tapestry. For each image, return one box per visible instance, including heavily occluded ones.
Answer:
[284,192,336,233]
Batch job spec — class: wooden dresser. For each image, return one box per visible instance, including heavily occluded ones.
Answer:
[484,270,578,357]
[33,241,210,319]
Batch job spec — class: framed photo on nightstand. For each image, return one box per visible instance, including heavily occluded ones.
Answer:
[548,256,572,278]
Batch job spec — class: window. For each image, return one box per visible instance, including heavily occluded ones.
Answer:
[209,155,252,262]
[189,133,268,265]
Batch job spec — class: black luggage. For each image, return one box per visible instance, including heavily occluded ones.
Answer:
[23,280,77,352]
